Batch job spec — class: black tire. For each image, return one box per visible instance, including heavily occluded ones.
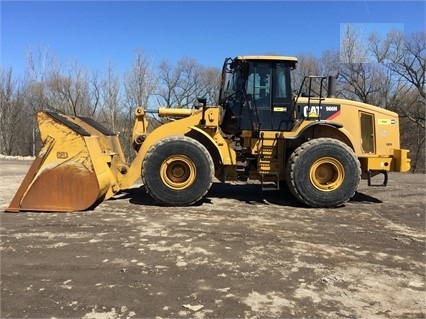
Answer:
[285,138,361,208]
[142,135,214,206]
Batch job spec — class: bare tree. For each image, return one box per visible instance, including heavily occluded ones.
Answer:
[100,62,121,131]
[157,57,213,108]
[369,30,425,104]
[0,68,34,155]
[26,46,100,117]
[198,66,221,105]
[339,62,388,105]
[47,61,94,116]
[338,24,382,104]
[89,70,101,117]
[292,53,322,96]
[25,45,57,112]
[340,23,369,64]
[0,68,21,155]
[122,49,158,160]
[157,59,183,108]
[292,50,339,98]
[124,49,157,110]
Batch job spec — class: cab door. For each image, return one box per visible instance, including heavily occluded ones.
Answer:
[246,62,293,132]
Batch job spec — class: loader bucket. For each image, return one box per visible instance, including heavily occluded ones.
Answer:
[6,111,127,213]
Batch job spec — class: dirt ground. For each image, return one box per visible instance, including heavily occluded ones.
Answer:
[0,158,425,319]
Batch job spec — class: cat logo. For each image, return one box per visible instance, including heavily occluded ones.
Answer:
[304,105,321,118]
[302,104,341,120]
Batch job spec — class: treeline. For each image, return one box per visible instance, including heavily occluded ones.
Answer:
[1,26,424,172]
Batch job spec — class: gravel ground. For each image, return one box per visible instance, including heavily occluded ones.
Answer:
[1,158,425,319]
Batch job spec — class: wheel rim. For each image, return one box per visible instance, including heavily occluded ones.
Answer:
[310,157,345,191]
[160,155,196,190]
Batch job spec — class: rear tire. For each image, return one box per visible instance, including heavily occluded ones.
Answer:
[285,138,361,208]
[142,135,214,206]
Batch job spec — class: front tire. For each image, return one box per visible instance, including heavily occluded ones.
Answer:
[142,135,214,206]
[285,138,361,208]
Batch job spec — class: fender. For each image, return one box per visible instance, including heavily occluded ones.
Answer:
[287,121,343,140]
[287,120,356,151]
[188,126,236,166]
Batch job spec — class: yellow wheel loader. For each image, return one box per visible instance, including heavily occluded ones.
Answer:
[5,55,411,212]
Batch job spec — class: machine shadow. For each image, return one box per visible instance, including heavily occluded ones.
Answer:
[204,182,305,207]
[349,192,383,204]
[115,182,382,208]
[117,182,304,207]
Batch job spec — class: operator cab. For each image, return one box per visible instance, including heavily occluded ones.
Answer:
[219,55,297,135]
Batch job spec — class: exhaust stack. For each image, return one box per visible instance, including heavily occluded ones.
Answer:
[327,71,339,98]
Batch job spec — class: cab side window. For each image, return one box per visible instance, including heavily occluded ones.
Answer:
[246,63,271,109]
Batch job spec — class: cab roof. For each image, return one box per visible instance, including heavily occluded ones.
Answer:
[236,55,298,62]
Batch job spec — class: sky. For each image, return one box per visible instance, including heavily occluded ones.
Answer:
[1,0,425,77]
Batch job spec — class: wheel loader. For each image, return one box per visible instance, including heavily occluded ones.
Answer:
[5,55,411,212]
